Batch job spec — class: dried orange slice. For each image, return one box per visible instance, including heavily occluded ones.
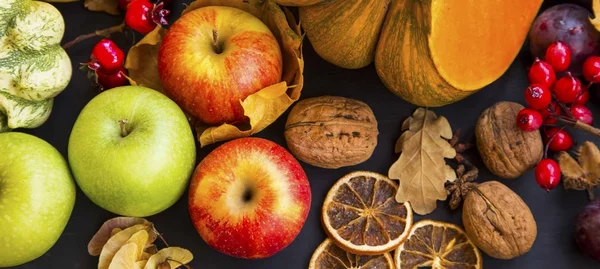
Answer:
[309,238,394,269]
[322,171,413,254]
[394,220,482,269]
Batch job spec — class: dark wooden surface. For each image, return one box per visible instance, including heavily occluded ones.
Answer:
[11,0,600,268]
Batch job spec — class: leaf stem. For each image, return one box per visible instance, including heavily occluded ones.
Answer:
[62,23,126,50]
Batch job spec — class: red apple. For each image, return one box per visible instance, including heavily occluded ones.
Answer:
[158,6,283,125]
[188,137,311,259]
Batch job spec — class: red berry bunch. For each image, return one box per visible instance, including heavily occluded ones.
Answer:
[123,0,170,34]
[87,39,128,91]
[520,41,599,192]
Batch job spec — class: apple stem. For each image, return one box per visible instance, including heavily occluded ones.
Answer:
[118,119,129,137]
[212,29,221,54]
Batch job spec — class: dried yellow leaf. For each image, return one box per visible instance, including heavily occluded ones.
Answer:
[125,0,304,147]
[144,247,193,269]
[591,0,600,32]
[108,243,137,269]
[388,108,456,215]
[88,217,152,256]
[98,224,154,269]
[84,0,119,15]
[135,260,148,269]
[126,230,149,261]
[111,228,122,237]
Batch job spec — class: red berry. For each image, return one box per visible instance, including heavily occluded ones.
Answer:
[524,84,552,109]
[575,85,590,104]
[541,101,562,125]
[118,0,131,10]
[583,56,600,83]
[125,0,170,35]
[88,39,125,74]
[545,41,571,73]
[516,108,543,132]
[96,68,128,91]
[535,159,561,191]
[553,72,582,104]
[528,58,556,89]
[570,104,594,125]
[544,127,573,151]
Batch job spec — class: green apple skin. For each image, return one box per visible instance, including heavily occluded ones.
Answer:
[68,86,196,217]
[0,132,76,267]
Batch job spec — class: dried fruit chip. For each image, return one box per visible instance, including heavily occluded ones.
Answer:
[309,238,394,269]
[99,224,154,269]
[111,228,123,237]
[144,247,193,269]
[322,171,413,254]
[108,243,137,269]
[135,260,148,269]
[142,244,159,260]
[89,217,152,256]
[126,230,149,261]
[394,220,482,269]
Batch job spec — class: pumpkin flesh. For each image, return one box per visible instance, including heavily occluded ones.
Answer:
[299,0,390,69]
[429,0,543,90]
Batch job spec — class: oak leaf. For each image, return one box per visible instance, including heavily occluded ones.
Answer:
[388,108,457,215]
[557,141,600,199]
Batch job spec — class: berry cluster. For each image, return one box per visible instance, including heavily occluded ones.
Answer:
[87,39,127,91]
[519,41,599,191]
[121,0,170,34]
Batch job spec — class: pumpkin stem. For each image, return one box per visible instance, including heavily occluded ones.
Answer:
[212,29,222,54]
[62,23,126,50]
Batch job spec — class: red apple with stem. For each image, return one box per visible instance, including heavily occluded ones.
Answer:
[188,137,311,259]
[158,6,283,125]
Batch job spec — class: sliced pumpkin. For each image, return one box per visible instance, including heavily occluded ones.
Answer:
[301,0,542,106]
[299,0,391,69]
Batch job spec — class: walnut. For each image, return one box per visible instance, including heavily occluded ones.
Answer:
[475,101,543,179]
[462,181,537,260]
[284,96,378,169]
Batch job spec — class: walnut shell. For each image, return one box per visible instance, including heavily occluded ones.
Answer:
[463,181,537,260]
[284,96,378,169]
[475,101,543,179]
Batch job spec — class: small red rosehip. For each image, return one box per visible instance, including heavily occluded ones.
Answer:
[524,84,552,109]
[528,58,556,89]
[516,108,543,132]
[553,72,582,104]
[575,85,590,104]
[583,56,600,83]
[544,128,573,152]
[88,39,125,74]
[535,159,561,191]
[545,41,571,73]
[125,0,170,35]
[570,104,594,125]
[96,68,128,91]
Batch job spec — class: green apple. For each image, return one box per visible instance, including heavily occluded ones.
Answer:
[68,86,196,217]
[0,132,76,267]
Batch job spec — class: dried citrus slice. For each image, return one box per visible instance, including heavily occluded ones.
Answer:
[394,220,482,269]
[322,171,413,254]
[309,238,394,269]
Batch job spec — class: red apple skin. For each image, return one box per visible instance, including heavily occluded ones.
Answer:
[158,6,283,125]
[188,137,311,259]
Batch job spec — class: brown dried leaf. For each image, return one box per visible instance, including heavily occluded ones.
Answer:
[124,26,167,93]
[88,217,152,256]
[98,224,154,269]
[144,247,193,269]
[126,0,304,148]
[84,0,120,15]
[108,243,137,269]
[388,108,457,215]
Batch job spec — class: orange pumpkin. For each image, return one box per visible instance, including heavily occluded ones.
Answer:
[297,0,543,107]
